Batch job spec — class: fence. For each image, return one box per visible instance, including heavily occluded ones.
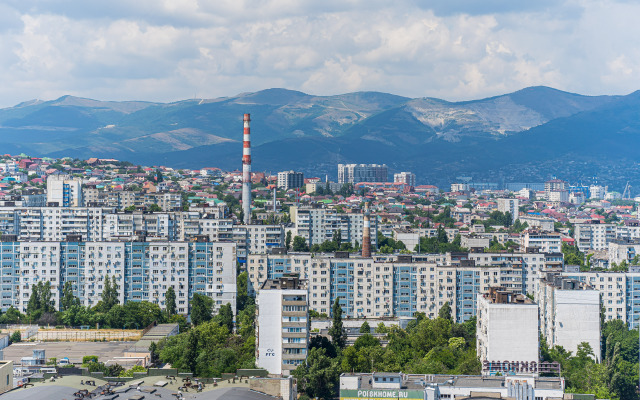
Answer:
[34,329,142,342]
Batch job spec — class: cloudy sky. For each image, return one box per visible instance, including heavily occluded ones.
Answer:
[0,0,638,107]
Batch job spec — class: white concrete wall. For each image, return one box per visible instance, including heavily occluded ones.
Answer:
[257,290,283,375]
[554,290,601,360]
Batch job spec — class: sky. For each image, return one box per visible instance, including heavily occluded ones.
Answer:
[0,0,639,107]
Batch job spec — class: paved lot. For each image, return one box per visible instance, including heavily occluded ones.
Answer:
[3,341,136,364]
[0,375,270,400]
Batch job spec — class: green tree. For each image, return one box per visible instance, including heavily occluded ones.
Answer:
[101,275,119,311]
[149,342,159,367]
[148,203,162,212]
[293,347,341,399]
[438,302,452,321]
[329,298,347,349]
[61,282,80,311]
[165,286,177,316]
[359,321,371,334]
[292,236,309,252]
[39,281,54,314]
[190,293,213,326]
[26,283,42,320]
[9,331,21,343]
[236,271,254,312]
[285,231,292,250]
[184,329,198,374]
[215,303,234,334]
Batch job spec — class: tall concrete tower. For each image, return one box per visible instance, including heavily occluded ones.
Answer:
[242,113,252,224]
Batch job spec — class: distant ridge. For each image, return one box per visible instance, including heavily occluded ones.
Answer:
[3,86,640,189]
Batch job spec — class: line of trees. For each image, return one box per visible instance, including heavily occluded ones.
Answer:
[293,300,480,399]
[154,271,256,376]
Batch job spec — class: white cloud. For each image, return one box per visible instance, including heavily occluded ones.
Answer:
[0,0,639,106]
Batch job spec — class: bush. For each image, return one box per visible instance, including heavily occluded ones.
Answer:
[119,365,147,377]
[82,355,98,364]
[9,331,21,343]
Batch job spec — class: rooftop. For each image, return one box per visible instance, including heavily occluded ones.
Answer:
[341,373,564,391]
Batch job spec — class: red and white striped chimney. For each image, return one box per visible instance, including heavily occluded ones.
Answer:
[242,113,252,224]
[362,201,371,258]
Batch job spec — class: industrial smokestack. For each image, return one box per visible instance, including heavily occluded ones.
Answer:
[242,113,252,224]
[362,201,371,258]
[273,187,277,212]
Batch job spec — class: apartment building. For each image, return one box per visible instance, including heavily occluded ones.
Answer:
[247,251,564,322]
[290,206,378,248]
[83,188,182,211]
[574,223,616,251]
[536,275,601,360]
[393,172,416,187]
[561,268,640,329]
[338,164,387,184]
[608,239,640,266]
[476,288,539,366]
[2,239,237,316]
[496,198,519,223]
[520,230,562,253]
[277,171,304,191]
[46,173,83,207]
[256,275,308,376]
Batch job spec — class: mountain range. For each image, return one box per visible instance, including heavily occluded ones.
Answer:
[1,86,639,190]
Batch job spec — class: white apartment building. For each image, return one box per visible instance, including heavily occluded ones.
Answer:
[547,190,569,203]
[46,173,83,207]
[256,276,308,376]
[393,172,416,187]
[450,183,470,192]
[574,223,616,252]
[476,289,539,367]
[496,198,519,223]
[7,240,237,316]
[560,268,640,328]
[589,185,606,200]
[247,251,563,321]
[536,275,601,361]
[338,164,387,184]
[518,215,555,232]
[277,171,304,191]
[520,230,562,253]
[290,206,378,248]
[608,240,640,266]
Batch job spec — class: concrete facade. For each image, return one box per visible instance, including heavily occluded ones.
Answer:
[476,289,539,366]
[256,276,308,376]
[537,276,601,361]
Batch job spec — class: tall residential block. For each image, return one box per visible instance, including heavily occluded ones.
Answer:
[0,239,237,316]
[256,275,308,376]
[277,171,304,191]
[476,288,539,367]
[393,172,416,187]
[496,198,519,223]
[537,275,601,361]
[338,164,387,184]
[46,173,83,207]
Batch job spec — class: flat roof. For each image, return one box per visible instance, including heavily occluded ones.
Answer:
[3,341,135,365]
[341,373,563,391]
